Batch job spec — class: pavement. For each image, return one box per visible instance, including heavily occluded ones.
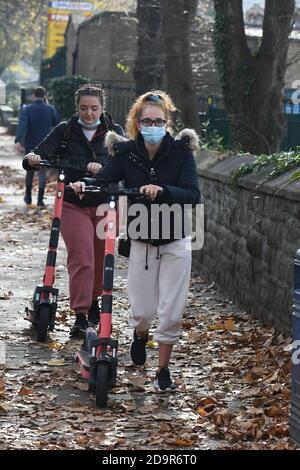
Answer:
[0,127,295,451]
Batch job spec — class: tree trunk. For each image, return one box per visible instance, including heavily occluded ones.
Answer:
[213,0,295,154]
[133,0,164,96]
[161,0,200,131]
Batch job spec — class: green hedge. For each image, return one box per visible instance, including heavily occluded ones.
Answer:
[47,75,92,120]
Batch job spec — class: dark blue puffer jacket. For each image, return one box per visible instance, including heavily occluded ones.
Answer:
[95,129,201,245]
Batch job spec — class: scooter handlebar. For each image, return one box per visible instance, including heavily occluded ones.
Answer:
[38,158,88,172]
[83,185,142,197]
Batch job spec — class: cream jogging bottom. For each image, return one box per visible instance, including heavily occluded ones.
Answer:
[127,237,191,344]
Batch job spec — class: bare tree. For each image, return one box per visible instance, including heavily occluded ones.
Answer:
[213,0,295,154]
[133,0,163,95]
[161,0,200,131]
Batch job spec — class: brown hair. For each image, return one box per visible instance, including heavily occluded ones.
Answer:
[126,90,177,140]
[75,83,105,108]
[34,86,46,98]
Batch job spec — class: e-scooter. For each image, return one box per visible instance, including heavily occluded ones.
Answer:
[75,185,141,408]
[25,158,88,342]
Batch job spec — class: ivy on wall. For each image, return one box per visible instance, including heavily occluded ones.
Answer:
[231,150,300,183]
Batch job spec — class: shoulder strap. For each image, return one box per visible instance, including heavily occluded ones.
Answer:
[60,121,72,156]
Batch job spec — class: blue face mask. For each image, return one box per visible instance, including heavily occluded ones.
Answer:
[140,126,166,144]
[78,117,101,129]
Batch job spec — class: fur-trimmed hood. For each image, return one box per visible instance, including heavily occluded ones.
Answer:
[174,128,200,156]
[105,128,200,157]
[105,131,129,156]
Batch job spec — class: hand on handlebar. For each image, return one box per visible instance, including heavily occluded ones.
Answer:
[86,162,102,174]
[70,181,86,199]
[26,153,41,167]
[140,184,163,201]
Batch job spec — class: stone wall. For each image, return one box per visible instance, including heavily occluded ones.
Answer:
[192,151,300,334]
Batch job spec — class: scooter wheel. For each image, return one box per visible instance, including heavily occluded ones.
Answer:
[37,304,51,342]
[96,363,109,408]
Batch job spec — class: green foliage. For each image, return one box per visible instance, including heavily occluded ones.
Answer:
[201,120,227,152]
[47,75,92,120]
[231,149,300,182]
[172,115,185,135]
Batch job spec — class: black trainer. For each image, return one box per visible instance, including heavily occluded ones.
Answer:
[130,330,148,366]
[37,189,45,207]
[88,300,100,326]
[24,194,32,205]
[69,312,88,338]
[153,367,176,392]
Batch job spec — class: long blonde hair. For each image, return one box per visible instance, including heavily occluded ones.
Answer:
[126,90,177,140]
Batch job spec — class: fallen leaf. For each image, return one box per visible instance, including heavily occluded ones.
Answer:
[207,323,223,331]
[0,403,10,412]
[117,438,126,446]
[128,376,146,391]
[154,413,172,421]
[48,341,63,351]
[0,378,5,396]
[47,358,65,366]
[198,397,217,406]
[174,438,195,447]
[0,291,13,300]
[159,423,172,433]
[18,386,33,396]
[223,319,235,331]
[197,407,208,417]
[265,406,281,417]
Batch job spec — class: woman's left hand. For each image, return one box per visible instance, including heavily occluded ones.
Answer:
[70,181,86,199]
[87,162,102,174]
[140,184,163,201]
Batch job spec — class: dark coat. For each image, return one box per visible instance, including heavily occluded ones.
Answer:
[96,130,200,245]
[22,114,124,206]
[15,99,60,152]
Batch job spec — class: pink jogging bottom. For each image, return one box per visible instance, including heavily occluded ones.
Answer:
[60,201,106,314]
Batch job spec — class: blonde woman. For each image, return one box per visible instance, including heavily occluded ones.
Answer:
[72,91,200,391]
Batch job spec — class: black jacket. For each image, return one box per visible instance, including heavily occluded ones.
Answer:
[22,113,124,206]
[96,130,200,245]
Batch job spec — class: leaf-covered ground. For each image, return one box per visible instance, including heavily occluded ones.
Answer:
[0,130,296,450]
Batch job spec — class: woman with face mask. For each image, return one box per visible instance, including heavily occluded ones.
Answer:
[22,84,125,338]
[71,90,200,391]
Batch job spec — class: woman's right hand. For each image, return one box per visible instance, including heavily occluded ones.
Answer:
[25,153,41,167]
[69,181,86,200]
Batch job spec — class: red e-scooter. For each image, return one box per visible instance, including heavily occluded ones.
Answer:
[25,158,88,342]
[75,184,141,408]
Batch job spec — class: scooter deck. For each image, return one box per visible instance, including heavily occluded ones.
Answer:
[76,349,91,380]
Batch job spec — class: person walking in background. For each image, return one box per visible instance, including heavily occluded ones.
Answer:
[15,86,60,207]
[23,84,124,337]
[71,91,200,391]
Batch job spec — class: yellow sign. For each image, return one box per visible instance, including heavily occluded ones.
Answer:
[46,1,95,58]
